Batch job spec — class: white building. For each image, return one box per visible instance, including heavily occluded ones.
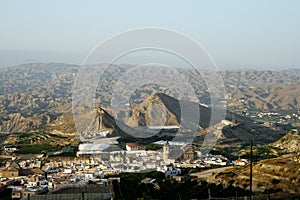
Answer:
[3,145,18,152]
[157,165,181,178]
[234,159,249,166]
[77,143,110,156]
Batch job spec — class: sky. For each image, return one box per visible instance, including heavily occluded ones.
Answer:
[0,0,299,69]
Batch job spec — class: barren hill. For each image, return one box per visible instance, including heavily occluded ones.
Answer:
[272,130,300,153]
[201,154,300,193]
[126,93,214,130]
[0,63,299,133]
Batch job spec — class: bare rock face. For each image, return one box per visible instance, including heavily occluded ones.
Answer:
[0,63,78,133]
[49,112,77,134]
[272,130,300,153]
[56,107,143,140]
[0,113,53,133]
[49,108,114,136]
[126,93,180,127]
[125,92,216,131]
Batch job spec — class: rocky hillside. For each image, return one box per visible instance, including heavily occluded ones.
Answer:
[219,121,285,146]
[0,63,299,133]
[221,69,300,110]
[125,93,214,130]
[0,113,56,133]
[0,63,77,133]
[206,154,300,193]
[226,83,300,110]
[272,130,300,153]
[222,69,300,87]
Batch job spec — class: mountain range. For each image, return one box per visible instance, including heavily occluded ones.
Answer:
[0,63,299,135]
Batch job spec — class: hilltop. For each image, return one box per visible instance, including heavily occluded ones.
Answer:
[125,93,213,130]
[198,154,300,194]
[272,130,300,153]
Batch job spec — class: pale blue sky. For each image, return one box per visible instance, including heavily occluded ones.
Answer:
[0,0,299,69]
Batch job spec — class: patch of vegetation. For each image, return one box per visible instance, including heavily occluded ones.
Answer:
[0,188,12,200]
[178,165,223,176]
[263,188,282,194]
[241,145,277,161]
[216,171,237,178]
[145,144,161,151]
[18,144,61,154]
[14,131,50,144]
[257,182,263,188]
[47,133,68,139]
[47,145,78,157]
[228,179,235,186]
[271,178,281,186]
[111,171,250,199]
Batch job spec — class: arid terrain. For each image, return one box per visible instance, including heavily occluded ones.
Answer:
[0,63,299,198]
[0,63,299,134]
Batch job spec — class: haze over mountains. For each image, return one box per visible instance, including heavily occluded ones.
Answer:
[0,50,84,67]
[0,63,299,134]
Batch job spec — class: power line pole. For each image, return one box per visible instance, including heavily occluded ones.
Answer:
[250,139,253,199]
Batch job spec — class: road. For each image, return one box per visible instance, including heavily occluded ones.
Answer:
[191,166,234,180]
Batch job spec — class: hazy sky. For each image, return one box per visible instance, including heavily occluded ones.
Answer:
[1,0,299,69]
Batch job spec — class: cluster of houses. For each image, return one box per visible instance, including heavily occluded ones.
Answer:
[0,161,47,199]
[0,157,115,199]
[0,140,250,199]
[241,109,300,126]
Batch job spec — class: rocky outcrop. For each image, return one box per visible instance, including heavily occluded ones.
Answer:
[272,130,300,153]
[126,93,216,130]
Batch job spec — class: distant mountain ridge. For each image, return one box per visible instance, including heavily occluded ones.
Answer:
[0,63,299,133]
[0,50,83,67]
[281,68,300,76]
